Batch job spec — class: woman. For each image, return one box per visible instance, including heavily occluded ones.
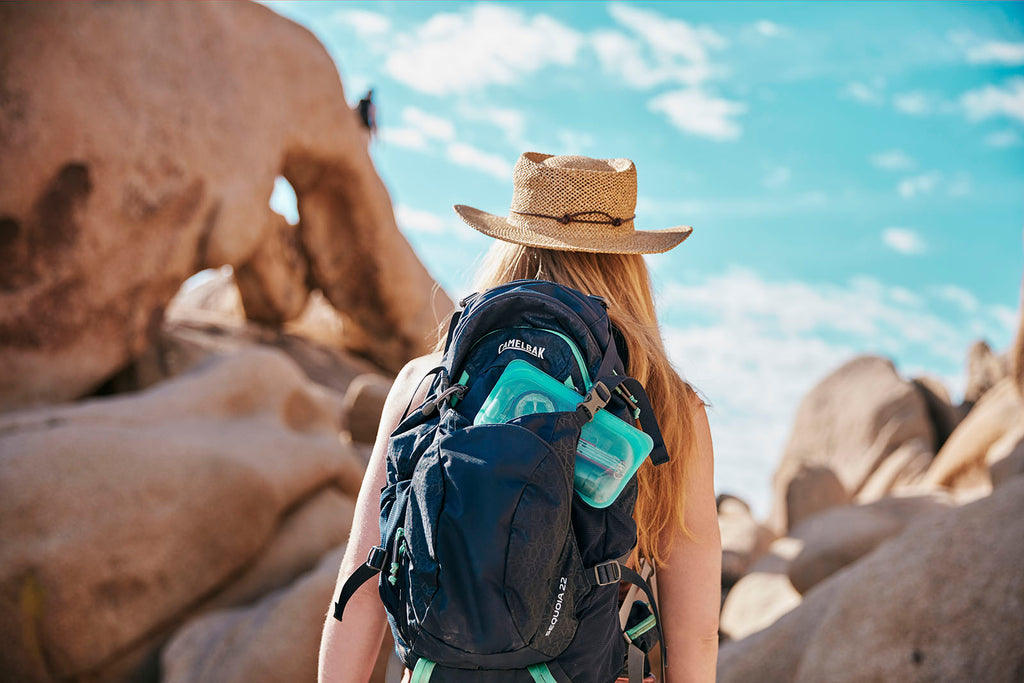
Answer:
[320,153,721,682]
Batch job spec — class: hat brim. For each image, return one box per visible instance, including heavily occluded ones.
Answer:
[453,205,692,255]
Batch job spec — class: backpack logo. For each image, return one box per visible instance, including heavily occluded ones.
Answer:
[498,338,547,359]
[544,576,568,636]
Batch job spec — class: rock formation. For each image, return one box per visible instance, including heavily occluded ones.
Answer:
[768,356,934,532]
[0,1,451,411]
[718,479,1024,682]
[0,348,366,680]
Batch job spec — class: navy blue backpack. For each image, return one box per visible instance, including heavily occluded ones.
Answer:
[335,279,669,682]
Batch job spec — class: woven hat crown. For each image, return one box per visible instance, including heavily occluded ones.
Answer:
[510,152,637,229]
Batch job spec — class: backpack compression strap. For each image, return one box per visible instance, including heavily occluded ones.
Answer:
[574,375,669,466]
[586,560,668,683]
[332,546,386,621]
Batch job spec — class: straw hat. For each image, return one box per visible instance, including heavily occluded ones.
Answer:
[453,152,692,254]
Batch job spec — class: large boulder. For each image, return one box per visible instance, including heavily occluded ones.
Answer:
[718,478,1024,682]
[718,495,775,590]
[963,340,1009,407]
[855,437,932,503]
[1014,263,1024,399]
[0,1,450,410]
[910,375,964,451]
[920,378,1023,492]
[719,538,803,641]
[786,493,952,594]
[987,423,1024,488]
[162,547,395,683]
[0,348,364,681]
[769,356,934,532]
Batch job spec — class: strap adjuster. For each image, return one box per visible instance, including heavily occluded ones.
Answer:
[593,560,622,586]
[366,545,386,570]
[577,381,612,420]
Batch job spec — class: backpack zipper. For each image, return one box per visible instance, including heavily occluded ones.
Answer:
[462,325,592,391]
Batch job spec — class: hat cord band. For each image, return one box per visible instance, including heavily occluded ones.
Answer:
[510,209,636,227]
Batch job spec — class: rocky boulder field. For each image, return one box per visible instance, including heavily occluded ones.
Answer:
[2,3,1023,682]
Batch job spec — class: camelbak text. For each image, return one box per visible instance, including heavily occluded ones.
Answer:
[544,577,568,636]
[498,339,546,359]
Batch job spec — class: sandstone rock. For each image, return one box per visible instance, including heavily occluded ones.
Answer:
[0,1,450,410]
[769,356,934,532]
[910,375,964,450]
[963,340,1010,407]
[162,547,395,683]
[783,465,849,532]
[234,212,310,325]
[718,478,1024,683]
[719,537,804,641]
[920,378,1023,491]
[855,437,932,503]
[342,373,395,444]
[203,488,356,612]
[987,423,1024,488]
[718,495,775,589]
[786,493,952,594]
[0,348,364,681]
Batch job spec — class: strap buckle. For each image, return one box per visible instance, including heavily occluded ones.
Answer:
[577,381,612,420]
[366,545,387,570]
[593,560,622,586]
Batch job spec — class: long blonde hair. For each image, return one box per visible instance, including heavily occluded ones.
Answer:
[440,241,706,568]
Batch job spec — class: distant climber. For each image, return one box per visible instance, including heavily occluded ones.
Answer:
[357,89,377,140]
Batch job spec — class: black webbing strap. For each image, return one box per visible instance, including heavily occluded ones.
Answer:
[574,375,669,466]
[332,546,386,621]
[588,561,668,683]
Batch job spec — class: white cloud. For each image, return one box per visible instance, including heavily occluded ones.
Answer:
[893,90,932,116]
[446,142,513,180]
[947,173,972,197]
[395,205,447,235]
[761,166,791,188]
[898,172,942,199]
[984,129,1023,148]
[933,284,979,313]
[648,88,747,141]
[882,227,927,255]
[966,40,1024,66]
[331,8,391,38]
[871,149,917,171]
[842,79,885,106]
[607,3,726,68]
[555,129,596,153]
[402,106,456,141]
[455,104,527,147]
[378,126,429,151]
[961,77,1024,125]
[752,20,785,38]
[656,266,999,515]
[384,4,584,95]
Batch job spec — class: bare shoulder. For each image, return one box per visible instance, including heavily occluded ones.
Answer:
[385,353,443,415]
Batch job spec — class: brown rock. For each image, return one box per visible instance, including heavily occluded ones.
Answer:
[987,423,1024,488]
[786,493,952,594]
[342,373,395,444]
[718,478,1024,683]
[162,547,395,683]
[855,437,932,503]
[718,495,775,589]
[203,488,356,611]
[0,1,450,410]
[769,356,934,533]
[783,465,849,532]
[719,537,804,641]
[1014,262,1024,398]
[0,348,364,681]
[235,212,311,325]
[920,378,1023,491]
[963,340,1010,407]
[911,375,964,450]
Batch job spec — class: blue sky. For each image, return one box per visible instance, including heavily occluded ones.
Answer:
[261,1,1023,516]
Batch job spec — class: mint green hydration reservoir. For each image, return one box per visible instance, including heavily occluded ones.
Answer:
[475,359,654,508]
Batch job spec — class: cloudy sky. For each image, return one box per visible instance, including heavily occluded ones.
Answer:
[262,1,1023,517]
